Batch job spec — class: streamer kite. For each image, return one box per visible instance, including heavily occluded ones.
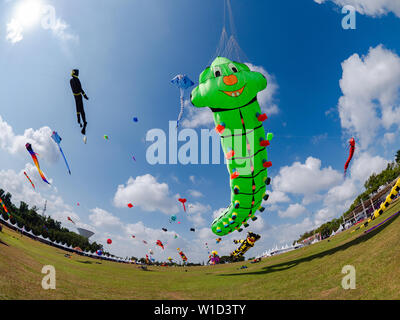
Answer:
[191,57,272,236]
[23,171,35,189]
[51,131,71,175]
[177,248,188,262]
[352,177,400,233]
[171,74,194,128]
[344,137,355,177]
[178,198,187,212]
[0,198,10,217]
[25,143,50,184]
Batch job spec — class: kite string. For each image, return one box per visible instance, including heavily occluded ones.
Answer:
[209,0,249,64]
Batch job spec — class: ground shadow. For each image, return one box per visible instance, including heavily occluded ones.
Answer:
[77,260,94,264]
[220,213,399,277]
[0,239,9,246]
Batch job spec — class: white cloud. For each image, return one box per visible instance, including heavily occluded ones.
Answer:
[89,208,122,228]
[245,63,280,116]
[0,115,59,164]
[383,132,396,145]
[113,174,179,214]
[6,18,23,43]
[314,0,400,17]
[338,45,400,148]
[266,217,315,245]
[264,190,290,205]
[186,201,211,227]
[278,203,307,219]
[273,156,342,196]
[181,106,214,129]
[349,152,389,183]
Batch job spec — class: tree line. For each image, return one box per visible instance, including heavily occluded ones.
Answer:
[0,188,102,253]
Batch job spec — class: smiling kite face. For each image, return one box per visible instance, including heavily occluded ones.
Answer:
[191,57,267,109]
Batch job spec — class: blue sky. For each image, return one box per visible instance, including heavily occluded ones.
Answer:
[1,0,400,262]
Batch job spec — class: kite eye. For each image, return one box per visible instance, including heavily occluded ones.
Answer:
[214,66,222,78]
[229,63,239,73]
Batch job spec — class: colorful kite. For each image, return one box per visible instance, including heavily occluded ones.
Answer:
[169,214,177,223]
[231,232,261,260]
[25,143,50,184]
[23,171,35,189]
[156,240,164,250]
[178,198,187,212]
[104,135,109,140]
[0,198,10,218]
[127,203,133,208]
[51,131,71,175]
[171,74,195,128]
[216,238,222,244]
[67,216,76,225]
[344,137,355,178]
[191,57,271,236]
[209,251,220,265]
[352,177,400,233]
[177,248,188,262]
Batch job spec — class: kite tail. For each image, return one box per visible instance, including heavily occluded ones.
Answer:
[176,88,185,128]
[24,172,36,189]
[59,146,71,175]
[32,155,50,185]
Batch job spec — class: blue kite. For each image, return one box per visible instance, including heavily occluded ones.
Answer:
[171,74,194,128]
[51,131,71,175]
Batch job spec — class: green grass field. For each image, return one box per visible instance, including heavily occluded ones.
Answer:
[1,201,400,300]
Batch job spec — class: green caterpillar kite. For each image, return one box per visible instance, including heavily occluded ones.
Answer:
[191,57,273,236]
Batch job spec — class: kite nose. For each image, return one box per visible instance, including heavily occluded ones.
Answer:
[223,74,238,86]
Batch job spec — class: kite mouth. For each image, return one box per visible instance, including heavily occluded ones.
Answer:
[221,85,246,97]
